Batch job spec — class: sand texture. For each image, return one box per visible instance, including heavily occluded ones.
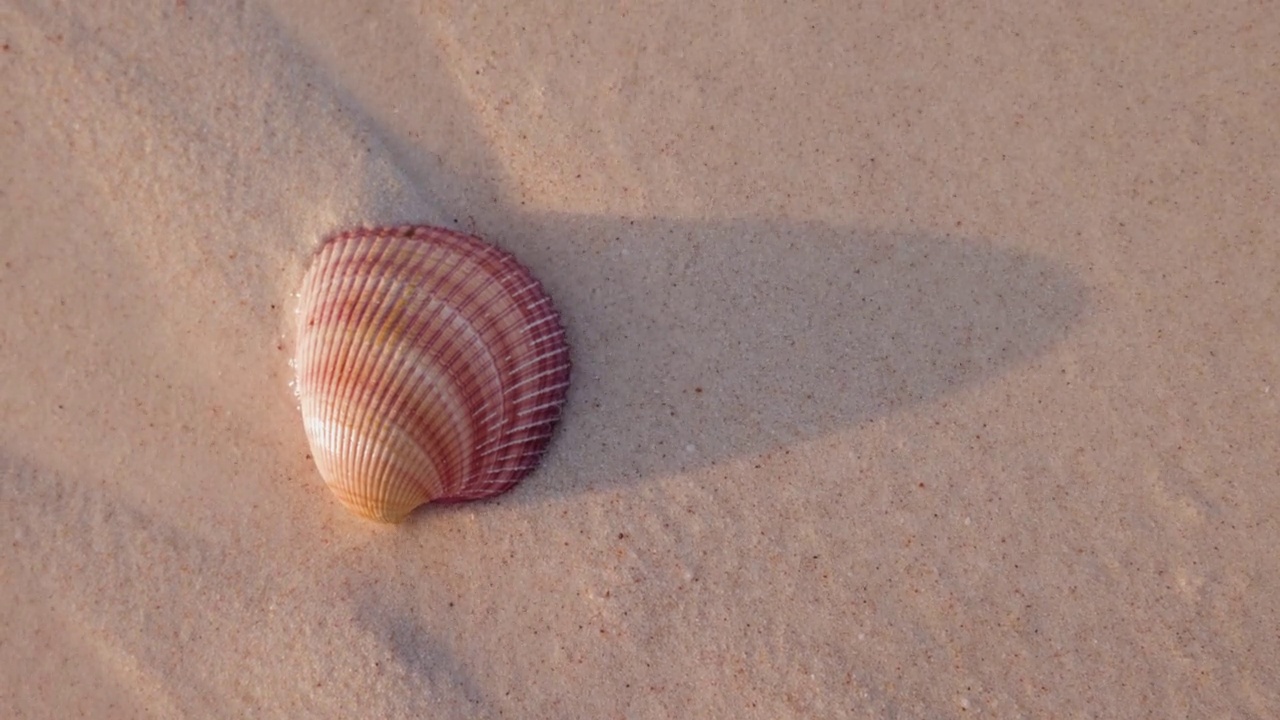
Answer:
[2,1,1277,717]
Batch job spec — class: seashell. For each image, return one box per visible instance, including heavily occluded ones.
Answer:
[294,224,571,522]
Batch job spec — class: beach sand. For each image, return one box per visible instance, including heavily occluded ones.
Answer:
[2,1,1277,717]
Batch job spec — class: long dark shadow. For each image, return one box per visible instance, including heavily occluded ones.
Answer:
[299,24,1091,507]
[483,214,1087,498]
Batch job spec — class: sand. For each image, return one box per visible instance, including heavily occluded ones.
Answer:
[2,1,1277,717]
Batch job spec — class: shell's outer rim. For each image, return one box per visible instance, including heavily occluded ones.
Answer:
[296,223,572,523]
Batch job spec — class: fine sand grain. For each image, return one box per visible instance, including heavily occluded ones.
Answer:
[2,1,1277,717]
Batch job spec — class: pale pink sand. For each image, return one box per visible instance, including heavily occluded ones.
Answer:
[2,2,1277,717]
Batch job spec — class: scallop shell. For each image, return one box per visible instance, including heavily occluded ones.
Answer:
[294,225,571,522]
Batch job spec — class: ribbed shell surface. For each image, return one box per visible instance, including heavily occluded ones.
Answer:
[295,225,571,522]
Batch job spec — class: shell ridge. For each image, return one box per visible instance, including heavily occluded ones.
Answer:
[479,427,557,458]
[516,398,569,418]
[314,238,389,400]
[503,418,559,437]
[354,333,452,510]
[326,237,426,506]
[435,258,542,487]
[384,239,515,498]
[353,242,487,504]
[343,276,425,498]
[505,344,572,377]
[296,241,360,425]
[295,246,340,402]
[301,239,389,498]
[308,234,431,512]
[518,379,573,399]
[411,262,507,494]
[518,313,561,334]
[506,363,572,393]
[486,299,569,482]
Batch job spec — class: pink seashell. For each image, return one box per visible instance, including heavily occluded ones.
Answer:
[294,225,571,522]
